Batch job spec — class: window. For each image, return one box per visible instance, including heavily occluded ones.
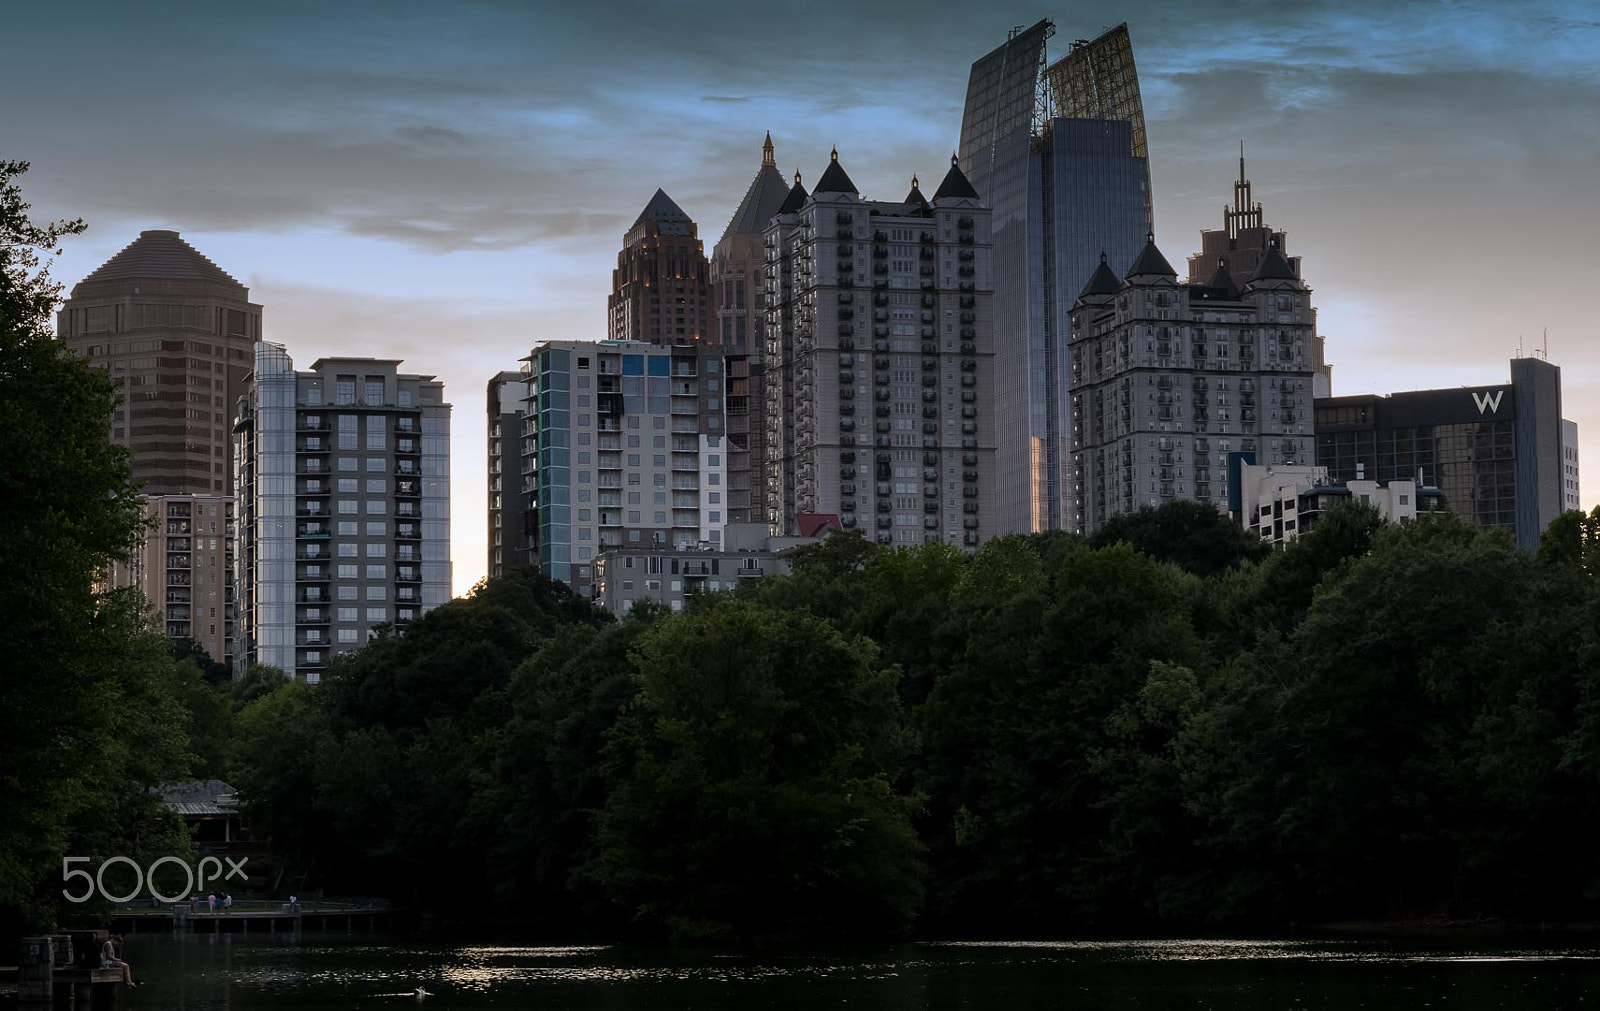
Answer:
[366,428,387,451]
[366,479,386,493]
[338,521,358,535]
[337,500,357,514]
[366,521,386,536]
[366,457,386,472]
[337,478,358,492]
[337,564,358,579]
[337,607,358,622]
[335,377,356,404]
[338,457,358,471]
[366,543,387,557]
[366,500,387,514]
[337,585,358,600]
[338,543,358,557]
[364,378,384,405]
[366,586,387,600]
[338,629,359,643]
[366,607,388,622]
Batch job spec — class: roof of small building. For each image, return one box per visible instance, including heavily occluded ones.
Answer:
[159,779,238,817]
[795,513,843,537]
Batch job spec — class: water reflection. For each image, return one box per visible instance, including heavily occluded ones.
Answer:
[121,930,1600,1010]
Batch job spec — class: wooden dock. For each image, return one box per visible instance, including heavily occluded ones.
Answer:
[109,901,394,933]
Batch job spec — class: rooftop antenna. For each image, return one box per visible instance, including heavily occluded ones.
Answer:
[1543,327,1549,360]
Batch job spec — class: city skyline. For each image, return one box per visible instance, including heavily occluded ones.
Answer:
[8,1,1596,593]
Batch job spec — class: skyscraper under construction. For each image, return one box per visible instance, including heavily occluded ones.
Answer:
[958,22,1153,533]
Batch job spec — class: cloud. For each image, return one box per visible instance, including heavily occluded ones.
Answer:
[701,95,752,104]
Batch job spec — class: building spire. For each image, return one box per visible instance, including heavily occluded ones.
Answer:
[763,131,775,167]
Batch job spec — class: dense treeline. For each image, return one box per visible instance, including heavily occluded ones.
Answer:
[1,159,248,937]
[225,502,1600,941]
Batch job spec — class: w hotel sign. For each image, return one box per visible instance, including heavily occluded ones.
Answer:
[1471,388,1507,416]
[1381,384,1517,428]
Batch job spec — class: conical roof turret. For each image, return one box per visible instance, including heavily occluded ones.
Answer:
[1077,252,1123,300]
[1248,239,1299,283]
[931,153,980,202]
[1124,232,1177,279]
[776,169,809,215]
[813,147,858,195]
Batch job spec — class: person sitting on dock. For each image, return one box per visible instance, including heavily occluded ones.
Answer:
[100,935,137,989]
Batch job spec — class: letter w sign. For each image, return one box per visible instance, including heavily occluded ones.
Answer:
[1472,390,1505,415]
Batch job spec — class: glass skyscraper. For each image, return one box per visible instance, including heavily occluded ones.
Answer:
[958,21,1153,532]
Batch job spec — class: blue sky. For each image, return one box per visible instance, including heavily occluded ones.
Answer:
[7,0,1597,591]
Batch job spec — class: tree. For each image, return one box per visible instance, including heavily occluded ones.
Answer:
[1090,499,1270,578]
[0,158,152,931]
[594,599,922,941]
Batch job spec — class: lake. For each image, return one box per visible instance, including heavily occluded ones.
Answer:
[112,931,1600,1009]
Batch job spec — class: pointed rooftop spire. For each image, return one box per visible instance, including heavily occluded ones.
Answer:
[904,173,929,211]
[1249,238,1299,283]
[932,154,980,202]
[1124,232,1176,278]
[720,139,790,240]
[632,188,690,227]
[1077,251,1123,299]
[813,147,858,195]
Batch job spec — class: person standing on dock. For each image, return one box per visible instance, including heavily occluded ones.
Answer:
[223,893,233,913]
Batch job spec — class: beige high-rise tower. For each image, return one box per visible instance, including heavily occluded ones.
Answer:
[58,230,262,495]
[711,133,791,524]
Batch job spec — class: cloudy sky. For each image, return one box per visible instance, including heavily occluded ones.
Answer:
[7,0,1596,592]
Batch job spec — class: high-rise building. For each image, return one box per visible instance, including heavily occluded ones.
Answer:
[1187,152,1332,397]
[58,230,262,495]
[958,21,1155,534]
[520,339,727,596]
[1561,419,1581,513]
[107,493,236,667]
[234,344,451,682]
[1315,357,1569,551]
[1068,233,1317,534]
[763,150,997,547]
[711,133,791,525]
[487,370,535,577]
[607,190,712,345]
